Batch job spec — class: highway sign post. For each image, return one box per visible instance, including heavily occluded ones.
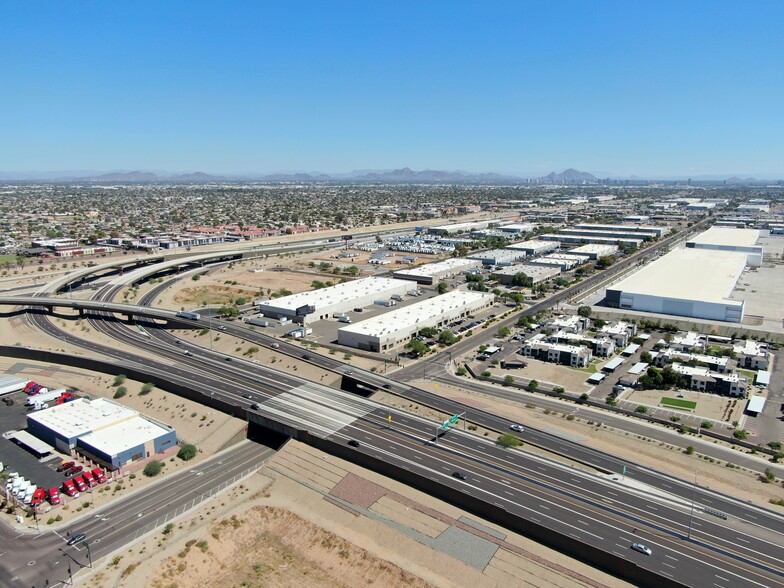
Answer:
[435,412,464,445]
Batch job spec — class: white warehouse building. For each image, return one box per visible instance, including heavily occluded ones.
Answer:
[338,291,495,352]
[256,277,411,324]
[685,227,763,266]
[605,248,747,323]
[393,258,482,285]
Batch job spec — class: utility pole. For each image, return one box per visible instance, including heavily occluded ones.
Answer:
[85,540,92,568]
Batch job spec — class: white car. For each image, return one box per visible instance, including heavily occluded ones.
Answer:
[509,424,525,433]
[631,543,652,556]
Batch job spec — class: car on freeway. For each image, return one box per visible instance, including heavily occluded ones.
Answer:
[183,350,193,356]
[631,543,652,556]
[57,461,75,473]
[302,354,311,360]
[347,439,360,447]
[242,394,253,399]
[250,403,260,410]
[452,471,468,481]
[382,383,391,389]
[344,369,353,375]
[218,326,226,331]
[66,533,86,546]
[271,343,280,349]
[509,424,524,433]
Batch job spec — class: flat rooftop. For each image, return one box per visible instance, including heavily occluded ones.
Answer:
[257,277,409,311]
[394,258,481,277]
[506,239,559,251]
[339,291,494,337]
[79,416,171,455]
[610,248,748,306]
[687,227,761,248]
[28,398,136,439]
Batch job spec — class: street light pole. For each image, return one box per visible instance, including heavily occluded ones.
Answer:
[687,471,697,540]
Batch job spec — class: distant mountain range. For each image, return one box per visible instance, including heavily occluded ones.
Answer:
[0,168,779,184]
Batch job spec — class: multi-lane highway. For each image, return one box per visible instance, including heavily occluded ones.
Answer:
[0,441,275,588]
[13,294,784,587]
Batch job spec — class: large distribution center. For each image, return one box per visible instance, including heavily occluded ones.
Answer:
[27,398,177,470]
[605,248,747,322]
[338,291,495,351]
[256,277,411,323]
[505,240,560,256]
[685,227,763,266]
[493,264,560,285]
[393,258,482,285]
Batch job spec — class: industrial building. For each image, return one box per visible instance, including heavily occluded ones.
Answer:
[467,249,526,266]
[492,264,560,285]
[427,220,506,235]
[605,248,747,323]
[539,234,644,248]
[393,258,482,285]
[505,239,560,256]
[526,253,587,271]
[572,224,668,238]
[685,227,763,266]
[567,244,618,259]
[337,291,495,352]
[26,398,177,470]
[256,277,411,323]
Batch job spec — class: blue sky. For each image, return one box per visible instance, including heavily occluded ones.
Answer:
[1,1,782,177]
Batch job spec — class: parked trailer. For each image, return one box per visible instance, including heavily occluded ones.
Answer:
[176,311,201,320]
[243,317,270,327]
[0,376,32,397]
[25,389,66,406]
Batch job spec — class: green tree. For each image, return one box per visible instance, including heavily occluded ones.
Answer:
[139,382,155,395]
[143,460,164,477]
[497,326,511,338]
[405,339,429,357]
[503,375,515,385]
[113,386,127,399]
[436,281,449,294]
[438,330,458,345]
[177,444,198,461]
[113,374,127,386]
[635,405,648,414]
[528,380,539,391]
[577,306,592,318]
[686,445,695,455]
[497,433,522,448]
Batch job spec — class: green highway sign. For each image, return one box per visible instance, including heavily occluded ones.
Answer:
[441,414,460,430]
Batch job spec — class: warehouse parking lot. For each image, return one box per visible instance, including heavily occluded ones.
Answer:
[0,392,66,491]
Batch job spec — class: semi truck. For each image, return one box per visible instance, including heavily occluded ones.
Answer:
[338,315,351,323]
[176,311,201,320]
[244,317,270,327]
[25,388,66,406]
[0,376,32,397]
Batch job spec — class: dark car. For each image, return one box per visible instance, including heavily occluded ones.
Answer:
[66,533,86,546]
[2,397,14,405]
[250,403,260,410]
[302,354,311,360]
[242,394,253,399]
[347,439,360,447]
[452,471,468,481]
[225,356,232,361]
[69,465,83,476]
[382,384,391,389]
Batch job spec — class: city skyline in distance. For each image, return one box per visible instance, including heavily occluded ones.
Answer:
[2,1,783,178]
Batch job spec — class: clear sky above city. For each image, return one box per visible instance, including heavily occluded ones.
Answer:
[2,1,782,178]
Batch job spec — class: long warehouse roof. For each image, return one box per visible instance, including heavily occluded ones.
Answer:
[687,227,761,248]
[338,291,494,337]
[257,277,409,311]
[609,248,748,305]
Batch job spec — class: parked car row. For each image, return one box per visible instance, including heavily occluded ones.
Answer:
[3,464,107,507]
[61,467,107,498]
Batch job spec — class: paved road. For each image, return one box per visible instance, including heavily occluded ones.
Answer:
[21,309,784,586]
[0,441,275,588]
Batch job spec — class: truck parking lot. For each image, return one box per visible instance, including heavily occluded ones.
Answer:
[0,391,76,493]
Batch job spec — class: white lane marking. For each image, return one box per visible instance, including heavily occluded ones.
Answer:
[716,575,729,582]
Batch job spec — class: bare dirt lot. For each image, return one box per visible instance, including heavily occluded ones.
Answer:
[479,357,595,393]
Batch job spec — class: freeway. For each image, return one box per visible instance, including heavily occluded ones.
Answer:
[0,441,275,588]
[18,303,784,586]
